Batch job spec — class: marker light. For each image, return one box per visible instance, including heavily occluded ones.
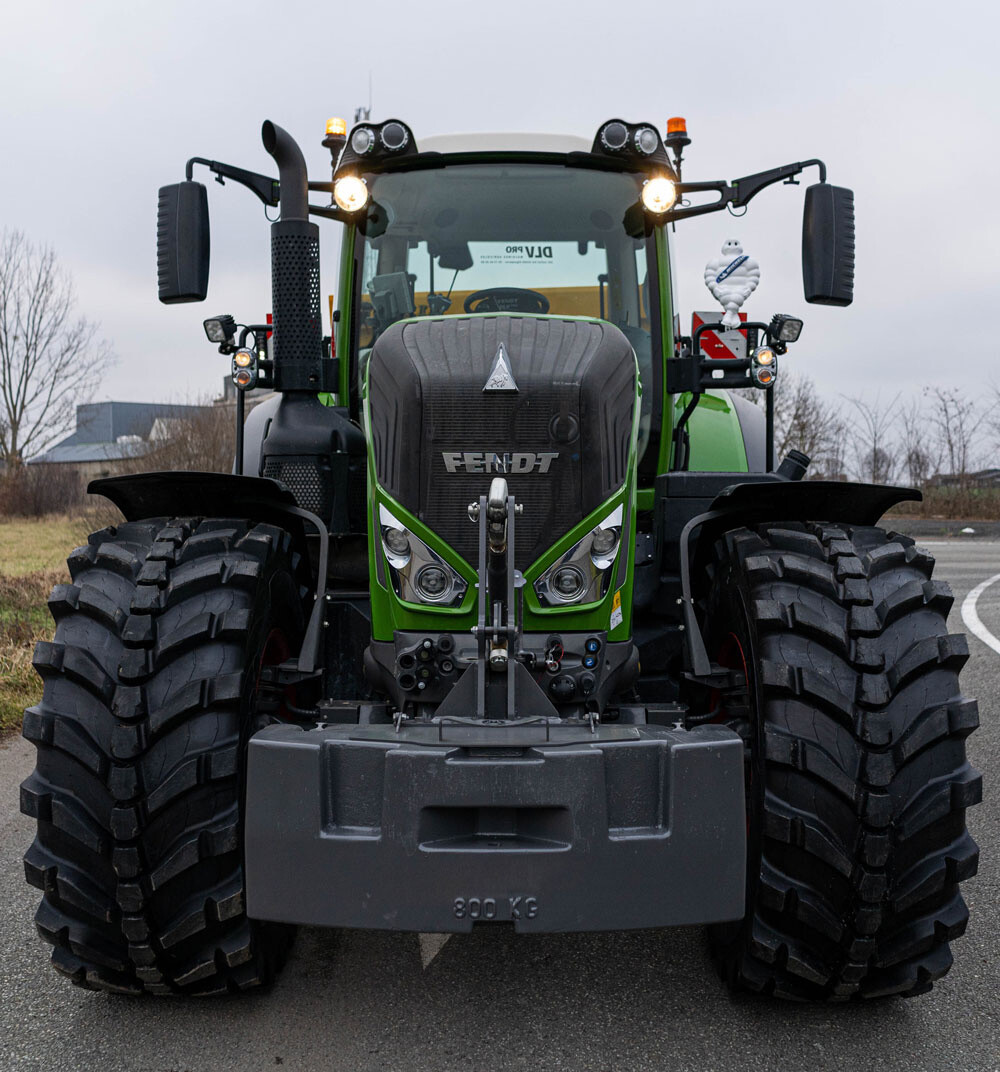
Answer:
[641,176,678,214]
[233,348,254,368]
[755,347,775,366]
[333,175,369,213]
[326,117,347,137]
[233,368,254,389]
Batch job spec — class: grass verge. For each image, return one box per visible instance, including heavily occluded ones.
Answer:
[0,515,92,738]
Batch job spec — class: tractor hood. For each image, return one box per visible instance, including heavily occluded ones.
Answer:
[366,315,636,570]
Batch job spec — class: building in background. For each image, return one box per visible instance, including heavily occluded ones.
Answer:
[30,401,215,482]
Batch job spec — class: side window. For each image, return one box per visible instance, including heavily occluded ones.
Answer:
[358,241,380,351]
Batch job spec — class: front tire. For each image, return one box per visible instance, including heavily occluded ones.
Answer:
[700,522,981,1000]
[21,518,305,995]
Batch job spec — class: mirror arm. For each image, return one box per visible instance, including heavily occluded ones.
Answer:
[185,157,280,207]
[731,159,827,206]
[665,159,828,222]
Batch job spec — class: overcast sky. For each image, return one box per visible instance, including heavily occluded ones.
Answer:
[1,0,996,410]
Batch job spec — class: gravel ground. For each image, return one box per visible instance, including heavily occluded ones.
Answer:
[1,541,997,1072]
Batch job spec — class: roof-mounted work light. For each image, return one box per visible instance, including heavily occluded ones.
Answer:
[592,119,677,175]
[335,119,418,175]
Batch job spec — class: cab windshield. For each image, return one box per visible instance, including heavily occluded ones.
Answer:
[354,161,656,455]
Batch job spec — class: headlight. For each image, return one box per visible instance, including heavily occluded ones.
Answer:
[379,505,467,607]
[641,176,677,214]
[333,175,369,213]
[534,505,624,607]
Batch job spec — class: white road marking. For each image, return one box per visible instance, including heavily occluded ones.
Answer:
[960,572,1000,656]
[418,932,451,969]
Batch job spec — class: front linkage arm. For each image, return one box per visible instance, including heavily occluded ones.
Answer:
[665,159,827,223]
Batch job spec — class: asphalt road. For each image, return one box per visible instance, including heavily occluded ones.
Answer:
[2,540,997,1072]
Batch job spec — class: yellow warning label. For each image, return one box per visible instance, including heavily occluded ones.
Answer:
[610,589,623,630]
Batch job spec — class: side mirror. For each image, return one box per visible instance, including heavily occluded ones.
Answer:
[801,183,854,306]
[157,181,210,303]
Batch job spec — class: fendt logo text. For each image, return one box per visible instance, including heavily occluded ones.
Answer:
[442,451,558,474]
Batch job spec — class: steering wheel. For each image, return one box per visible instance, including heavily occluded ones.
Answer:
[463,287,550,314]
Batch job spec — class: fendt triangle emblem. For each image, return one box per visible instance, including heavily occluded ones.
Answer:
[483,342,518,392]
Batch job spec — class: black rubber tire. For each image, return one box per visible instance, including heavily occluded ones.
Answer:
[700,522,981,1000]
[21,518,306,995]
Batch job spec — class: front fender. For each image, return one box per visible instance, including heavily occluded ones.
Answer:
[680,479,921,677]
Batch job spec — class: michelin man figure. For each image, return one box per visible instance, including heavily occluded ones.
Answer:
[704,238,760,329]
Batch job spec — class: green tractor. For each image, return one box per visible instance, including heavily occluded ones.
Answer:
[21,116,980,1000]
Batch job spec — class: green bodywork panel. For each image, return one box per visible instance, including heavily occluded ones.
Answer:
[329,208,751,640]
[672,391,749,472]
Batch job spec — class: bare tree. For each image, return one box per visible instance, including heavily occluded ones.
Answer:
[137,404,237,474]
[0,229,114,466]
[923,386,985,487]
[899,396,935,488]
[740,374,846,478]
[844,393,900,484]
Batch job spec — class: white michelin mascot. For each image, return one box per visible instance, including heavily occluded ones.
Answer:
[704,238,760,329]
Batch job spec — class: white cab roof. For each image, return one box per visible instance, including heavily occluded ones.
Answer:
[418,132,592,155]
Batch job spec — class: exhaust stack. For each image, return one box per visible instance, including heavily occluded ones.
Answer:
[261,121,330,392]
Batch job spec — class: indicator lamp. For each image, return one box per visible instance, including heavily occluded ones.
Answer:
[232,348,257,389]
[585,638,601,654]
[333,175,369,213]
[751,346,778,388]
[640,176,678,214]
[583,655,598,669]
